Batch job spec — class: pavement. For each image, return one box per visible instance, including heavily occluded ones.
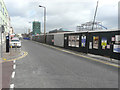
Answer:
[9,40,119,88]
[87,54,119,64]
[0,43,23,89]
[2,43,21,60]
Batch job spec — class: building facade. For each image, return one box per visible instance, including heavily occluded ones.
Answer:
[118,1,120,29]
[32,21,41,35]
[0,0,11,43]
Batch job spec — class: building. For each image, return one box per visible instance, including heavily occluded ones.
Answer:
[0,0,11,43]
[49,28,72,33]
[9,27,15,39]
[9,27,14,34]
[32,21,41,35]
[118,1,120,29]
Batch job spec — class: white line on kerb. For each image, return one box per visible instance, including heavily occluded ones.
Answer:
[12,71,15,79]
[10,84,14,88]
[13,65,16,70]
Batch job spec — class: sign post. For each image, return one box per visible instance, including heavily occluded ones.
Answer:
[6,36,9,53]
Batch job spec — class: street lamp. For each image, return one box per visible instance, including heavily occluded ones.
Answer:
[39,5,46,43]
[28,22,32,34]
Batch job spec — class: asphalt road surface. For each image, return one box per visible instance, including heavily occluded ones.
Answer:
[11,40,118,88]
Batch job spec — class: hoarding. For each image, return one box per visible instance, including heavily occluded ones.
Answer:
[113,44,120,53]
[68,35,79,47]
[107,45,110,49]
[101,37,107,49]
[89,42,92,49]
[81,35,86,47]
[93,36,99,49]
[54,34,64,47]
[111,37,115,41]
[115,35,120,44]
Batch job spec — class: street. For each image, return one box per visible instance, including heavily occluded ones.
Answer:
[10,40,118,88]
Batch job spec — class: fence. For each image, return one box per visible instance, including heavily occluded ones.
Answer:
[32,30,120,60]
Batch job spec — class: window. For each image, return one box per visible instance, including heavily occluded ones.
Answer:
[5,12,7,17]
[0,18,2,25]
[11,40,19,42]
[0,3,2,11]
[3,20,4,25]
[3,8,4,15]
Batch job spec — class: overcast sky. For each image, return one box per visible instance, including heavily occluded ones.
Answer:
[4,0,119,34]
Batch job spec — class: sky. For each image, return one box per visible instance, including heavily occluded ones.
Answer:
[4,0,119,34]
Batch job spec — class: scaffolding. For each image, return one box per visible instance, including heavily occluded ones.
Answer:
[77,21,107,31]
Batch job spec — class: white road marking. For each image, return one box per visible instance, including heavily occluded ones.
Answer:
[12,71,15,79]
[10,84,14,88]
[10,61,16,89]
[13,65,16,70]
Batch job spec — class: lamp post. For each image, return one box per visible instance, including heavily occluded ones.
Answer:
[39,5,46,43]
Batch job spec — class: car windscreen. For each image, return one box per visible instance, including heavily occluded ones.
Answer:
[11,40,19,42]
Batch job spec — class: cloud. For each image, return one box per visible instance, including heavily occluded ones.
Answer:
[4,0,119,33]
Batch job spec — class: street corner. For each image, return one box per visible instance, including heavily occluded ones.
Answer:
[1,49,28,63]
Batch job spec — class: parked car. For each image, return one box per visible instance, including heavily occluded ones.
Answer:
[10,37,21,48]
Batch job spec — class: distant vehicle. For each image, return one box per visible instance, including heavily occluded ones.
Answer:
[10,37,21,48]
[23,37,30,40]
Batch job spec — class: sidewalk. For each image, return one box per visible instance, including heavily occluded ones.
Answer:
[0,43,21,62]
[56,45,119,65]
[0,43,22,89]
[0,43,26,89]
[87,54,119,65]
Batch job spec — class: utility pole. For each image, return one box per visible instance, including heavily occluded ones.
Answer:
[92,0,99,30]
[39,5,46,43]
[44,7,46,43]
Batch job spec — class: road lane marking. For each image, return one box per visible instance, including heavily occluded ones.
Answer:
[12,71,15,79]
[10,84,14,88]
[10,60,17,89]
[34,41,120,68]
[13,65,16,70]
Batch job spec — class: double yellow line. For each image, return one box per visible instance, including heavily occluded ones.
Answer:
[0,51,28,63]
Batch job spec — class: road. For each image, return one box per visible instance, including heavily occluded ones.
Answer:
[10,40,118,88]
